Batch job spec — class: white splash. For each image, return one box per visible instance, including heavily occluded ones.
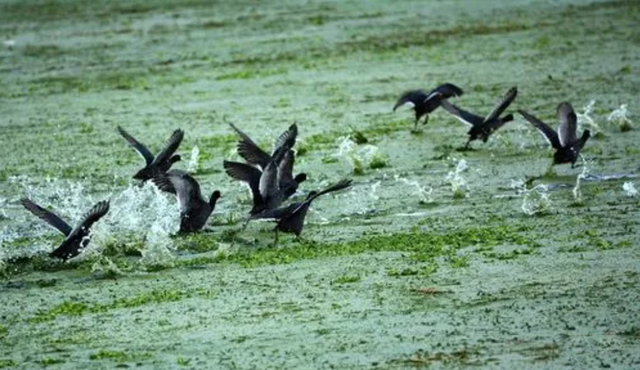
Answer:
[622,182,638,197]
[187,145,200,173]
[607,104,632,127]
[522,184,552,215]
[370,181,381,201]
[88,182,180,267]
[576,100,599,132]
[572,155,589,202]
[335,137,379,174]
[445,159,468,198]
[395,176,434,203]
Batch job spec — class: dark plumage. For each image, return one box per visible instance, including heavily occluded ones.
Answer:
[21,198,109,260]
[117,126,184,181]
[441,86,518,149]
[393,83,464,129]
[152,170,221,233]
[223,150,293,215]
[251,179,352,245]
[519,102,591,167]
[229,122,298,170]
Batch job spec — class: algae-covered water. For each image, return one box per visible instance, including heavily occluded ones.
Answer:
[1,0,639,368]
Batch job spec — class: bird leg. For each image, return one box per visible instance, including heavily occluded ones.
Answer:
[272,228,279,248]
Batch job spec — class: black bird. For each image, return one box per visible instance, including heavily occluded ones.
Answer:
[229,122,298,170]
[21,198,110,260]
[518,102,591,167]
[393,83,464,129]
[152,170,221,233]
[251,179,352,245]
[117,126,184,181]
[223,150,291,215]
[441,86,518,149]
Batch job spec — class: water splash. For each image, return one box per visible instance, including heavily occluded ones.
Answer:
[511,180,552,215]
[395,176,434,203]
[576,100,599,132]
[622,182,638,197]
[335,137,380,174]
[370,181,381,201]
[445,159,468,198]
[89,182,180,267]
[187,145,200,173]
[522,184,552,215]
[572,155,589,202]
[607,104,632,130]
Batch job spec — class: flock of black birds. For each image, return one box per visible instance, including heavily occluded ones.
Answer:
[18,82,591,262]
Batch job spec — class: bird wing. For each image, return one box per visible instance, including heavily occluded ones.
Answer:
[440,100,484,126]
[557,102,578,147]
[70,200,110,236]
[154,170,201,212]
[518,110,561,149]
[250,203,300,221]
[259,160,280,201]
[223,161,263,204]
[426,83,464,101]
[229,122,272,169]
[484,86,518,123]
[273,123,297,156]
[117,126,154,165]
[20,198,73,236]
[298,178,353,212]
[393,90,427,111]
[152,129,184,165]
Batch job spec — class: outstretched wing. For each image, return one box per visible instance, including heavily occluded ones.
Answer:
[20,198,73,236]
[273,123,297,156]
[440,100,484,127]
[393,90,428,111]
[117,126,154,165]
[154,170,202,212]
[250,202,300,221]
[223,161,263,205]
[518,110,561,149]
[228,122,272,169]
[557,102,578,147]
[153,129,184,165]
[426,83,464,101]
[484,86,517,123]
[72,200,110,234]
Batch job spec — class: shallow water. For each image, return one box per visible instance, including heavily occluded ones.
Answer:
[1,0,640,368]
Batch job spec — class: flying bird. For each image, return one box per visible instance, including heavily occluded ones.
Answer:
[117,126,184,181]
[152,170,221,233]
[518,102,590,167]
[441,86,518,149]
[393,83,464,130]
[21,198,110,260]
[251,179,353,245]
